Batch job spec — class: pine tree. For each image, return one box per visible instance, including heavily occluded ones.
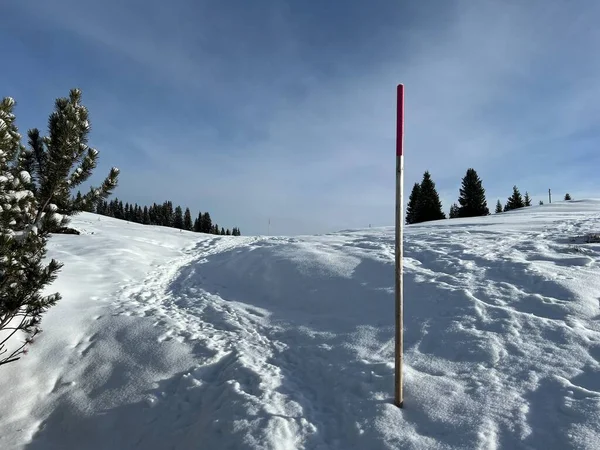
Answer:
[226,228,231,236]
[449,203,460,219]
[495,199,503,214]
[142,206,150,225]
[221,227,225,235]
[183,207,192,231]
[212,223,219,235]
[504,186,524,212]
[201,212,212,234]
[524,192,532,207]
[457,168,489,217]
[193,212,202,232]
[135,204,143,223]
[539,200,544,205]
[149,204,157,225]
[565,193,572,201]
[405,183,421,224]
[20,89,119,229]
[173,206,184,229]
[74,191,83,210]
[0,90,118,366]
[162,201,174,227]
[416,171,446,222]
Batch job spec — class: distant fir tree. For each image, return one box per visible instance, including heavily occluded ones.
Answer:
[539,200,544,205]
[183,207,192,231]
[193,212,202,232]
[201,212,212,233]
[524,192,532,207]
[416,171,446,222]
[212,223,219,235]
[135,204,143,223]
[149,203,158,225]
[173,206,184,229]
[74,191,83,210]
[226,228,231,236]
[405,183,421,225]
[565,193,572,200]
[504,186,524,212]
[449,203,460,219]
[457,168,489,217]
[118,201,123,219]
[220,227,225,235]
[162,201,174,227]
[495,199,503,214]
[142,206,150,224]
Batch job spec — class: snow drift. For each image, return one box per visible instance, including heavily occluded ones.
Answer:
[1,201,599,449]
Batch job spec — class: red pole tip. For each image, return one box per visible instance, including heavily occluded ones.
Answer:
[396,84,404,156]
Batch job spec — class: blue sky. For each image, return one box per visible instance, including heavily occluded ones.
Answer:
[2,0,600,235]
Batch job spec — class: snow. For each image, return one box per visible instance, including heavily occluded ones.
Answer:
[1,201,600,449]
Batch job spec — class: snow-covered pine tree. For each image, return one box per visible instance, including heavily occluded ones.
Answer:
[183,207,192,231]
[524,192,532,207]
[495,199,503,214]
[0,96,63,366]
[405,182,421,224]
[20,89,119,231]
[416,171,446,222]
[457,168,489,217]
[0,89,120,366]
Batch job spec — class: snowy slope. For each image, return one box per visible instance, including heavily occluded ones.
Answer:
[1,202,600,449]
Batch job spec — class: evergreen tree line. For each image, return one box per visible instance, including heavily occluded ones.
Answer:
[406,167,568,225]
[91,197,241,236]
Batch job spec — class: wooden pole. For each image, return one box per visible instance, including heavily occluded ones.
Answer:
[548,189,552,204]
[395,84,405,408]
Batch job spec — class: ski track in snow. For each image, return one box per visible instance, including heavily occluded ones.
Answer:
[2,204,600,449]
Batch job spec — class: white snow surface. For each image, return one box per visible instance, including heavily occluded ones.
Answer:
[1,201,600,449]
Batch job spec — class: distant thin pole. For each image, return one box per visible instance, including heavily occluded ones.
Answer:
[395,84,405,408]
[549,189,552,204]
[268,218,271,236]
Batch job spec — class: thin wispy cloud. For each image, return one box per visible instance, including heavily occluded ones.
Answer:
[3,0,600,235]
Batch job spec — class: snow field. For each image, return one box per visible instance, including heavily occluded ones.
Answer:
[0,201,599,449]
